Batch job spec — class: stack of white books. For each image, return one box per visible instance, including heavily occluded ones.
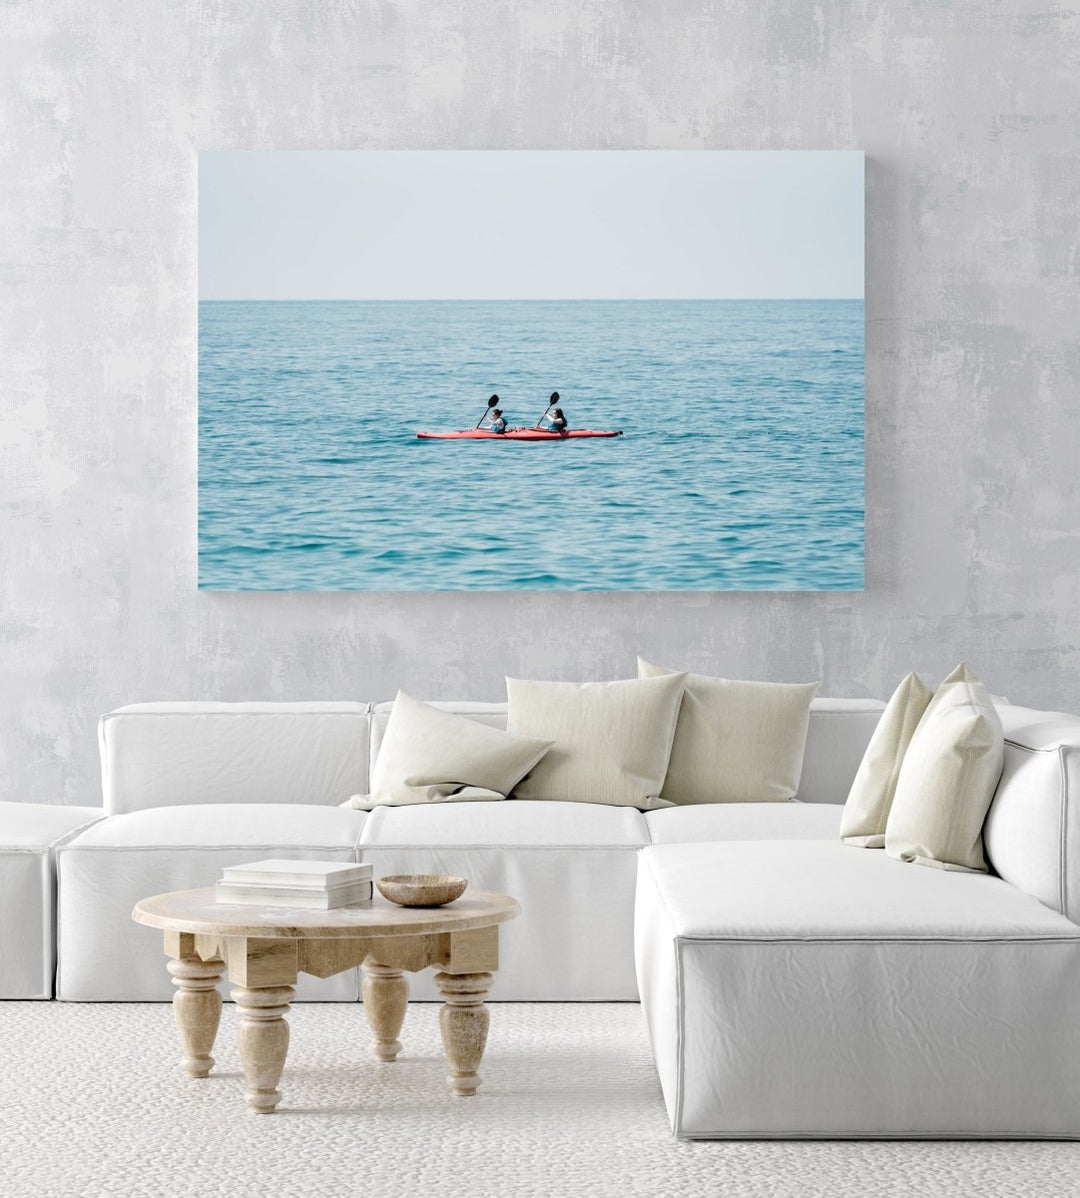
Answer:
[215,859,374,909]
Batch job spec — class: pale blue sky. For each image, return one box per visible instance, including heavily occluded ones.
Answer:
[199,151,863,301]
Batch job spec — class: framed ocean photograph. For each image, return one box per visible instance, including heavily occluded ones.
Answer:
[198,150,864,591]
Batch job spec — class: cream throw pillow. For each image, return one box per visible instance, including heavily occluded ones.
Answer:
[505,674,686,809]
[638,658,819,804]
[345,690,553,810]
[884,664,1004,873]
[840,671,933,847]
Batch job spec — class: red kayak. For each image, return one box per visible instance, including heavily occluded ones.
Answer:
[417,429,622,441]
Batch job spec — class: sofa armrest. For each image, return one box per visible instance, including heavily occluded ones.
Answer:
[984,705,1080,924]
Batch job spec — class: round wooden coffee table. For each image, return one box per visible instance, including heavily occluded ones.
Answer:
[132,886,521,1113]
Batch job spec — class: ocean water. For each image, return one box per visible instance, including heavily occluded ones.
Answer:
[198,299,864,590]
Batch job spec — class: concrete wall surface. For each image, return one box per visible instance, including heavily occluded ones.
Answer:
[2,1,1079,803]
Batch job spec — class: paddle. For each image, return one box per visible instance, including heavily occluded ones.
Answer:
[534,391,560,429]
[475,395,500,429]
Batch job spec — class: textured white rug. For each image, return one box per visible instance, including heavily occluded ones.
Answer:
[1,1002,1077,1198]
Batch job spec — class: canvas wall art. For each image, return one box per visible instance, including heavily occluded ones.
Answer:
[198,150,864,590]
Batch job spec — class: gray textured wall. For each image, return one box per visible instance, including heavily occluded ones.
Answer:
[2,2,1078,805]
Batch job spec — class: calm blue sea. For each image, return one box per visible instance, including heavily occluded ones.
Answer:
[198,300,864,590]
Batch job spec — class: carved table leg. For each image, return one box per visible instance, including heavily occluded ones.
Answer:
[363,959,409,1062]
[167,956,224,1078]
[231,984,295,1113]
[436,971,493,1096]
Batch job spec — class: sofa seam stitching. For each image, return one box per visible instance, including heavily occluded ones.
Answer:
[674,936,686,1137]
[676,1130,1079,1141]
[1005,738,1069,755]
[672,935,1080,944]
[355,842,647,851]
[1060,746,1070,918]
[57,844,357,854]
[100,708,373,719]
[55,847,66,999]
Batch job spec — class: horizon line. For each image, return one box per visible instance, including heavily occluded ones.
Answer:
[198,295,865,304]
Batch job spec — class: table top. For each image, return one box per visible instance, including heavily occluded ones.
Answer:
[132,886,521,939]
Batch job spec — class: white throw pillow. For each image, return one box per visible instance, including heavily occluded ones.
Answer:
[884,664,1005,873]
[505,674,686,809]
[637,658,819,804]
[345,690,553,810]
[840,671,933,847]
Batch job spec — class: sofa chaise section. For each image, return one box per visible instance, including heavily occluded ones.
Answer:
[57,804,367,1001]
[636,840,1080,1138]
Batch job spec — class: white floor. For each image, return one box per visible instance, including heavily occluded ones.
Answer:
[1,1002,1077,1198]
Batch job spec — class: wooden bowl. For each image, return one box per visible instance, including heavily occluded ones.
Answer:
[376,874,468,908]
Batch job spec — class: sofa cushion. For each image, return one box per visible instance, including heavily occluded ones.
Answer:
[636,841,1080,1137]
[368,698,886,807]
[99,702,372,814]
[361,800,648,847]
[638,659,819,804]
[0,802,104,848]
[355,691,552,809]
[646,802,840,845]
[57,805,365,1002]
[840,672,932,847]
[69,803,366,849]
[371,701,509,768]
[640,840,1077,939]
[885,664,1004,873]
[506,675,685,809]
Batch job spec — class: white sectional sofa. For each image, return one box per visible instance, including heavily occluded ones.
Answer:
[5,691,1080,1138]
[47,696,881,1002]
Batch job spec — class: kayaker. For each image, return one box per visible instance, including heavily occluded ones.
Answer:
[485,407,508,434]
[539,392,568,433]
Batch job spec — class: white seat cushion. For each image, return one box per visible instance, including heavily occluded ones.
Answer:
[58,805,366,1001]
[70,804,366,849]
[360,800,648,847]
[0,803,103,999]
[361,801,648,1000]
[642,840,1076,939]
[646,802,840,845]
[0,803,104,848]
[636,841,1080,1137]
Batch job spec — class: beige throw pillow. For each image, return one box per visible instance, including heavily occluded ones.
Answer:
[346,690,553,810]
[840,671,933,847]
[884,664,1004,873]
[638,658,819,804]
[505,674,686,809]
